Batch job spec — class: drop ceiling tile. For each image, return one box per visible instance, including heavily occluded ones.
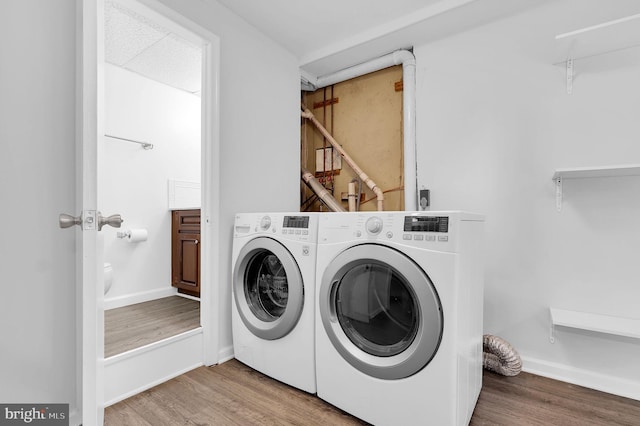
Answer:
[124,34,202,94]
[105,0,169,66]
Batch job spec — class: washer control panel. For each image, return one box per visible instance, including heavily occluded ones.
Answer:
[234,213,317,242]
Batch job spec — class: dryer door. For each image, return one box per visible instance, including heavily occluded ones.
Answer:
[233,237,304,340]
[319,244,443,379]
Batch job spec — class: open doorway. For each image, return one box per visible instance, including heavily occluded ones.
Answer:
[94,0,220,408]
[101,0,202,358]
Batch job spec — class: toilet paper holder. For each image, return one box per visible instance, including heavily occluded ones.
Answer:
[117,228,148,243]
[116,230,132,239]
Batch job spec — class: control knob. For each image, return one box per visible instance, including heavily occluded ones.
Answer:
[366,217,383,235]
[260,215,272,231]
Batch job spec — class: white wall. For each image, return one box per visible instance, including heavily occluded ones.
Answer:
[101,64,200,304]
[0,0,299,420]
[0,0,78,417]
[415,0,640,398]
[154,0,301,359]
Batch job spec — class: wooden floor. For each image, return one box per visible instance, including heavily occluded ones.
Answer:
[106,359,640,425]
[104,296,200,358]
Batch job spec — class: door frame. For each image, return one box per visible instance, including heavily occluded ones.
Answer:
[77,0,221,423]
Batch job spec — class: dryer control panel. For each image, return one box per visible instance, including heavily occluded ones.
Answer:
[315,211,481,253]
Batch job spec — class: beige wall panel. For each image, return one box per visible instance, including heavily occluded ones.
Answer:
[301,66,403,212]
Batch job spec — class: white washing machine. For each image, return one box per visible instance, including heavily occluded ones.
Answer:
[232,212,318,394]
[315,211,484,425]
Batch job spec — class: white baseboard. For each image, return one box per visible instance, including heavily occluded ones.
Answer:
[218,345,235,364]
[104,287,177,310]
[69,407,81,426]
[521,356,640,401]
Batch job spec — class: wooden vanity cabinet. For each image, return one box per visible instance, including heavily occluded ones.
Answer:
[171,209,200,297]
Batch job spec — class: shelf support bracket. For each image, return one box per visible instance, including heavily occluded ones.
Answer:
[555,176,563,212]
[549,309,556,343]
[566,58,574,95]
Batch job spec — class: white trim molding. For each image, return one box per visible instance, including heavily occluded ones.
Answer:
[522,356,640,401]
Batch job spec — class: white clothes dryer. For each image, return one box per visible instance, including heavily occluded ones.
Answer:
[315,211,484,425]
[232,212,318,393]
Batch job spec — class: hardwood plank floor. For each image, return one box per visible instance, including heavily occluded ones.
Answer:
[104,296,200,357]
[105,359,640,425]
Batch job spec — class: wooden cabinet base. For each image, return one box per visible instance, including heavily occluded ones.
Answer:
[172,209,201,298]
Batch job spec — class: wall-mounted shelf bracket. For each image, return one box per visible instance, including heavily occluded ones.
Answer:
[565,58,573,94]
[554,176,563,212]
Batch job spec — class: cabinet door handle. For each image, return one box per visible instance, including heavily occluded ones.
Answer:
[192,239,199,244]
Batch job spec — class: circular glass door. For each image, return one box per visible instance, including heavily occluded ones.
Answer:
[319,244,443,379]
[233,237,304,340]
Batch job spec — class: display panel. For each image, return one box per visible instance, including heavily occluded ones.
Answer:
[283,216,309,229]
[403,216,449,233]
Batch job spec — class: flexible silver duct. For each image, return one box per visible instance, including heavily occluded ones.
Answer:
[482,334,522,376]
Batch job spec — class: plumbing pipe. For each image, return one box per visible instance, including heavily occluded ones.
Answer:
[301,103,385,211]
[482,335,522,377]
[348,181,357,212]
[304,50,417,210]
[301,167,346,212]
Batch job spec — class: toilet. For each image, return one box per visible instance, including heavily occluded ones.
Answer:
[104,263,113,295]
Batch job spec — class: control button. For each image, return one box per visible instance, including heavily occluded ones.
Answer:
[403,234,412,240]
[302,230,308,235]
[366,217,383,235]
[295,229,301,235]
[413,235,424,241]
[386,231,393,239]
[355,230,362,237]
[438,236,449,242]
[425,235,436,241]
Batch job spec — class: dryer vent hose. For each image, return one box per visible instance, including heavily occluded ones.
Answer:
[482,334,522,377]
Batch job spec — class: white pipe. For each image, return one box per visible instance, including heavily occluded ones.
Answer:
[301,167,346,212]
[305,49,417,210]
[348,181,357,212]
[302,104,385,211]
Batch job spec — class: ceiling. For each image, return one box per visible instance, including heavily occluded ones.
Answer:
[105,0,202,95]
[215,0,547,77]
[215,0,444,59]
[103,0,546,90]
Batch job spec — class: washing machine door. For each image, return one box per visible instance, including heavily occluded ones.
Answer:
[233,237,304,340]
[319,244,443,380]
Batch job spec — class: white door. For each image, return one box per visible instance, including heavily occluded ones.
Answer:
[70,1,221,424]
